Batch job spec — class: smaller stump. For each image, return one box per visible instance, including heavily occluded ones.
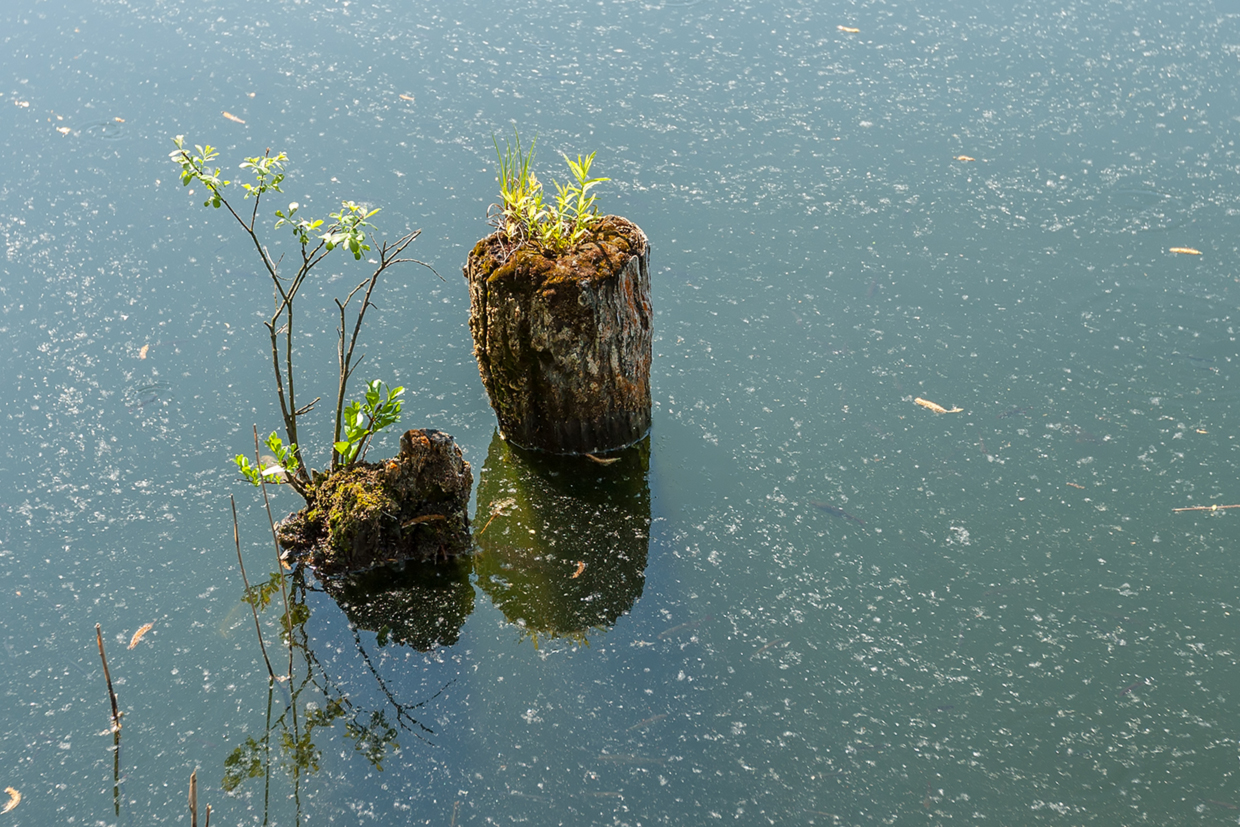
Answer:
[464,215,652,454]
[276,429,473,575]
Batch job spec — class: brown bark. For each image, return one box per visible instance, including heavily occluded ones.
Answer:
[275,429,473,574]
[464,216,652,454]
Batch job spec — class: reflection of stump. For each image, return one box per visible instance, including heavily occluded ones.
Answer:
[324,557,473,651]
[464,216,652,454]
[276,429,472,574]
[472,430,651,644]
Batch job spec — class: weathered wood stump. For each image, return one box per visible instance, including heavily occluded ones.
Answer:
[464,215,652,454]
[275,428,473,574]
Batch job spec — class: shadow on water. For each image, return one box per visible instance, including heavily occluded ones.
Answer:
[473,431,652,646]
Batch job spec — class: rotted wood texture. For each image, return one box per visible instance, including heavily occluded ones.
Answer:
[464,216,652,454]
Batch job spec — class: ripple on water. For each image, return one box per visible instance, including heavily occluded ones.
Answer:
[79,120,127,142]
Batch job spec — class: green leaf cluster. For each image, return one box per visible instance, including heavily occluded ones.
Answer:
[334,380,404,465]
[492,128,609,255]
[235,431,301,487]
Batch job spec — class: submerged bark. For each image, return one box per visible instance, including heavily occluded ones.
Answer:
[464,216,652,454]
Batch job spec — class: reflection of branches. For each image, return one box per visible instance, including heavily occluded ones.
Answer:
[347,623,448,742]
[224,571,447,812]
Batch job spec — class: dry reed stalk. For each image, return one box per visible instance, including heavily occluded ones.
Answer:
[189,769,197,827]
[94,624,121,731]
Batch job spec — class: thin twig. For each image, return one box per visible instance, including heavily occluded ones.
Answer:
[232,495,276,684]
[1172,503,1240,513]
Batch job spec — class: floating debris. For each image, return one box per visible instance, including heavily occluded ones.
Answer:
[627,713,667,731]
[399,93,416,102]
[751,638,788,659]
[1205,799,1240,811]
[56,126,71,135]
[138,344,150,359]
[1169,247,1201,255]
[128,622,154,649]
[222,111,246,124]
[955,155,975,162]
[914,397,963,414]
[596,753,666,765]
[476,497,517,536]
[997,405,1031,419]
[657,614,712,640]
[808,501,865,525]
[585,453,620,465]
[838,25,860,33]
[1,787,18,814]
[571,561,586,579]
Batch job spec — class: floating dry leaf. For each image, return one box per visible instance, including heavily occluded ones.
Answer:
[114,116,125,123]
[571,561,586,579]
[129,622,154,649]
[585,453,620,465]
[221,111,246,124]
[914,397,963,414]
[2,787,19,814]
[399,93,416,102]
[138,344,150,359]
[476,497,518,536]
[955,155,975,162]
[838,25,860,33]
[1169,247,1201,255]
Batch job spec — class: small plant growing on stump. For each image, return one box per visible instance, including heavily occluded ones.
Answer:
[169,137,433,505]
[466,127,652,455]
[489,128,610,258]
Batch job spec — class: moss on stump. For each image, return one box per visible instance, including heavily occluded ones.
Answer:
[464,215,652,454]
[276,428,473,575]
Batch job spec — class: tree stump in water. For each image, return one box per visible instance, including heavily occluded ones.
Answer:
[275,428,473,574]
[464,215,651,454]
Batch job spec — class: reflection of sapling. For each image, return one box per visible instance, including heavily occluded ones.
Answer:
[169,137,436,505]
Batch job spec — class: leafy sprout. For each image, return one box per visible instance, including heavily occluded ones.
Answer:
[489,128,610,256]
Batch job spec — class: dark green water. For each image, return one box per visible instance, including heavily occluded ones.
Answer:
[3,0,1240,823]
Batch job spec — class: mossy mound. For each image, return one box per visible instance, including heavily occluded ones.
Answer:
[276,429,472,575]
[470,215,642,290]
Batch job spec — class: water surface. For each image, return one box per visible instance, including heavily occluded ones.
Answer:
[3,0,1240,823]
